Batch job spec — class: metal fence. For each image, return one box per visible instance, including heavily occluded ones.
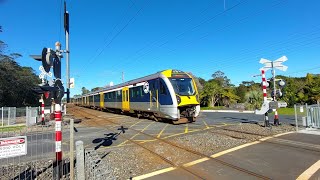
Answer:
[0,122,75,180]
[294,103,320,129]
[1,106,54,127]
[306,104,320,128]
[1,107,16,126]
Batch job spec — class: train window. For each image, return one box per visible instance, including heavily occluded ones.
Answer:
[136,87,141,97]
[130,88,134,98]
[140,86,144,97]
[126,90,129,101]
[117,90,121,99]
[160,80,167,95]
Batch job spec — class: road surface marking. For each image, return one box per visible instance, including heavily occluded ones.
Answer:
[133,167,177,180]
[183,157,210,167]
[273,131,293,137]
[157,124,169,138]
[203,120,209,129]
[211,141,260,158]
[184,124,189,133]
[130,120,144,128]
[296,160,320,180]
[119,122,155,146]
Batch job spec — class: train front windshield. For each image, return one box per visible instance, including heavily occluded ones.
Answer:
[169,78,195,96]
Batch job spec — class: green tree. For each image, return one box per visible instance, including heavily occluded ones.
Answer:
[0,59,40,107]
[211,70,231,87]
[0,27,40,107]
[81,87,90,95]
[221,87,240,107]
[91,87,102,92]
[244,90,262,110]
[201,81,222,107]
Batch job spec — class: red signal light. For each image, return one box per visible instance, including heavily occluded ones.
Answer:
[44,91,50,99]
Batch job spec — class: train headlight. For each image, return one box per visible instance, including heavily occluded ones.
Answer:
[176,95,181,104]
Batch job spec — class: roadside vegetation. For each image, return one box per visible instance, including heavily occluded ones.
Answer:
[0,26,40,107]
[0,125,26,132]
[196,70,320,110]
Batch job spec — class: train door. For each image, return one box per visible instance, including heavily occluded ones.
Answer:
[100,92,104,108]
[122,87,130,111]
[149,79,159,110]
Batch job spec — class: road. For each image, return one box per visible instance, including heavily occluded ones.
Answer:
[198,111,297,125]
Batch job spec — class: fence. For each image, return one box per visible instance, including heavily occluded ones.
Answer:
[294,103,320,130]
[1,106,54,127]
[0,121,76,179]
[1,107,16,126]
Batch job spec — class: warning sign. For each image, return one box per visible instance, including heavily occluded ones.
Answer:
[0,136,27,159]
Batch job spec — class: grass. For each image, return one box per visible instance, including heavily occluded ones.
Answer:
[271,107,306,116]
[0,125,26,132]
[200,106,227,110]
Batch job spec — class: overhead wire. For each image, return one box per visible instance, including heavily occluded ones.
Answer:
[112,0,288,75]
[110,0,248,74]
[77,0,149,75]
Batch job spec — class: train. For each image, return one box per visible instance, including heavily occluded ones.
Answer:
[74,69,200,124]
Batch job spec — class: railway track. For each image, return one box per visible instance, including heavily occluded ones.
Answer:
[69,105,271,179]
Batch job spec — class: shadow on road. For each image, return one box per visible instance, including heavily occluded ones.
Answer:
[92,126,128,150]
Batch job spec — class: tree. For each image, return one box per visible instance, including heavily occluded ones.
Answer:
[0,27,40,107]
[211,70,231,87]
[201,81,222,107]
[244,90,262,110]
[221,88,240,107]
[0,58,40,107]
[81,87,90,95]
[91,87,102,92]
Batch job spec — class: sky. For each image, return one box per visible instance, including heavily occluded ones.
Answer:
[1,0,320,96]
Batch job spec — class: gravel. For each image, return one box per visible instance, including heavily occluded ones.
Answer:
[100,145,171,180]
[167,123,296,157]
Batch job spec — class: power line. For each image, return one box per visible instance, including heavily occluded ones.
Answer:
[111,0,247,73]
[112,0,287,73]
[78,0,149,74]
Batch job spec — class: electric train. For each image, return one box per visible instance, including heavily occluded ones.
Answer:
[74,69,200,124]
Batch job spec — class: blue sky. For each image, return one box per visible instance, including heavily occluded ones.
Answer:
[1,0,320,96]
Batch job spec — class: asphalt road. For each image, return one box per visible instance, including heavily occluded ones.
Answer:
[198,111,297,125]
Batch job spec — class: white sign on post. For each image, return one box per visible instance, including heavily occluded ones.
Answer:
[300,106,304,113]
[70,78,75,88]
[0,136,27,159]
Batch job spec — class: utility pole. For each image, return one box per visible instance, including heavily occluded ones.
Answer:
[64,1,70,103]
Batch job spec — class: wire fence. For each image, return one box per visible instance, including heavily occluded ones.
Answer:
[1,106,54,128]
[1,107,16,126]
[0,123,76,180]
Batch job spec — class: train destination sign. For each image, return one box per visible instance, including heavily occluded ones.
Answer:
[0,136,27,159]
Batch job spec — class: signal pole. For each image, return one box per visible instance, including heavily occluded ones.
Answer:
[64,1,70,103]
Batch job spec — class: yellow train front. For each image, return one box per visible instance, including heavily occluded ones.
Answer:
[76,69,200,124]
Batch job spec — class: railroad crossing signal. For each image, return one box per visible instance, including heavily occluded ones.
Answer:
[30,42,65,103]
[259,55,288,72]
